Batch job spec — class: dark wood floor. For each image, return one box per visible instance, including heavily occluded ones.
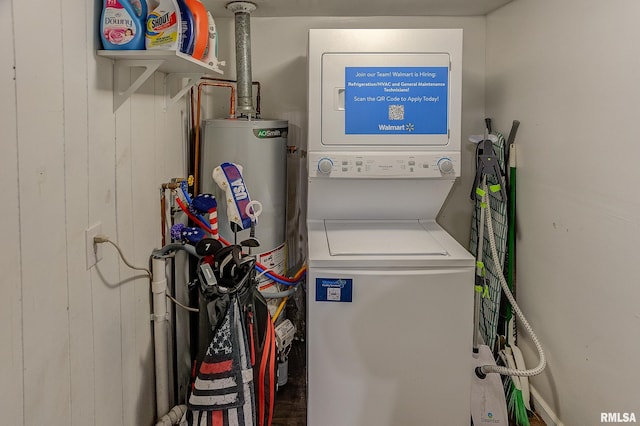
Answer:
[521,413,546,426]
[272,339,307,426]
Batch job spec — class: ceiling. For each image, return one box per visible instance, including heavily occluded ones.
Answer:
[203,0,514,18]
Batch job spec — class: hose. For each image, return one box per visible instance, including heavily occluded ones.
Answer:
[262,288,297,299]
[156,404,187,425]
[152,243,198,258]
[255,265,306,287]
[478,182,546,378]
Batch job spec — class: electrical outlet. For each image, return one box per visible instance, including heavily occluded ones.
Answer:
[85,222,103,270]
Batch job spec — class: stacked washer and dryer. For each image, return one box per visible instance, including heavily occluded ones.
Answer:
[306,29,475,425]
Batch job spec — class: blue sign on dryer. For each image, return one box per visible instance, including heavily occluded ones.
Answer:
[345,66,449,135]
[315,278,353,302]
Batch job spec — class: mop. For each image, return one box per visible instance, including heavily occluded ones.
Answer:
[500,121,532,424]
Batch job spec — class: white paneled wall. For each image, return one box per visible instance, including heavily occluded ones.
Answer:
[3,0,189,425]
[15,0,70,422]
[1,0,23,423]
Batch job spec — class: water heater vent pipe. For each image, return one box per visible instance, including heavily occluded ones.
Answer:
[227,1,256,116]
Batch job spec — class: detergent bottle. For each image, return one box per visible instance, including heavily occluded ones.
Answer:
[182,0,209,60]
[101,0,147,50]
[201,12,226,69]
[146,0,181,50]
[177,0,195,55]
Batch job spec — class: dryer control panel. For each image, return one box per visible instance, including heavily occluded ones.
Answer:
[309,152,460,178]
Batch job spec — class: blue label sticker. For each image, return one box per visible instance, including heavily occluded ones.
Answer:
[345,66,448,135]
[315,278,353,302]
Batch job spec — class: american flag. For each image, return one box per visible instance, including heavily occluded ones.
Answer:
[184,298,255,426]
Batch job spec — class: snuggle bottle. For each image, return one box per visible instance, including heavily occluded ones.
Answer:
[100,0,147,50]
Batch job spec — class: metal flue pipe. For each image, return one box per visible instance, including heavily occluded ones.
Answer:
[227,1,256,116]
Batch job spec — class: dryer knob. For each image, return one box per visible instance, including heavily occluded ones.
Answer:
[318,158,333,175]
[437,158,454,174]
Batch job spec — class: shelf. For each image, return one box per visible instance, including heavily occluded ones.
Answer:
[97,50,225,112]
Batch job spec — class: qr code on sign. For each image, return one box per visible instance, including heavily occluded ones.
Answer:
[389,105,404,120]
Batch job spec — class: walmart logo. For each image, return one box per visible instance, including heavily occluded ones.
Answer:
[321,279,347,288]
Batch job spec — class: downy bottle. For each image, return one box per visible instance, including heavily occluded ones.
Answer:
[101,0,147,50]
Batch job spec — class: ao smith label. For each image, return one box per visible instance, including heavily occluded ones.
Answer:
[253,128,288,139]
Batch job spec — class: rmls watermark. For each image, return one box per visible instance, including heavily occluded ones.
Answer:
[601,412,637,423]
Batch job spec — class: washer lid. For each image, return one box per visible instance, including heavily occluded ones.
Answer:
[325,220,448,256]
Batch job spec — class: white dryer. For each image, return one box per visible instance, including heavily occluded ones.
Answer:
[306,29,474,426]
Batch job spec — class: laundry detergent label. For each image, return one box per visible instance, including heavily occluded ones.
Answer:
[315,278,353,302]
[146,10,179,46]
[345,66,448,135]
[102,3,137,45]
[145,0,181,49]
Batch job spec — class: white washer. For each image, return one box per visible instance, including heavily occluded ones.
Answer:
[306,29,474,426]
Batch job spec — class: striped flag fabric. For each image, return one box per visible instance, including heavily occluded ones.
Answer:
[191,193,219,240]
[182,297,255,426]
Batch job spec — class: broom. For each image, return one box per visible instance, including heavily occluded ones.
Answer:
[501,348,529,426]
[502,120,530,426]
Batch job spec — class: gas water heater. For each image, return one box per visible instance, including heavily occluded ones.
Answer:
[201,118,289,295]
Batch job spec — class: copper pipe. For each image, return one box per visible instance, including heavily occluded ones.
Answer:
[193,81,235,195]
[188,87,196,184]
[160,190,166,246]
[200,76,262,116]
[161,182,183,190]
[160,180,186,245]
[191,78,263,194]
[190,87,195,130]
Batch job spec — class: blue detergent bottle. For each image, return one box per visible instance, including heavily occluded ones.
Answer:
[177,0,195,55]
[101,0,147,50]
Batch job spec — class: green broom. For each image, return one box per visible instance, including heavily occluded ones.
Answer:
[503,120,530,426]
[503,349,529,426]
